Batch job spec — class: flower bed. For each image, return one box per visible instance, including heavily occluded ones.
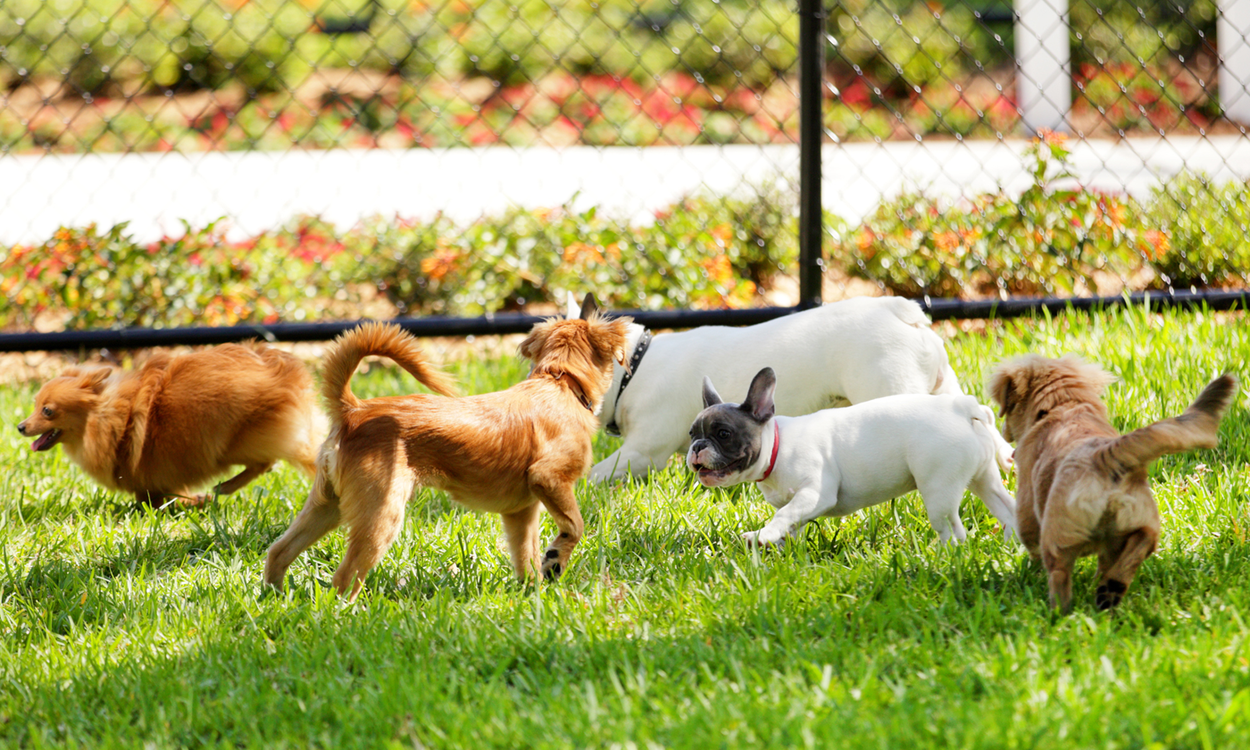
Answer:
[4,133,1248,333]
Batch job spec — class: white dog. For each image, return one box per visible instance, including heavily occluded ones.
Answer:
[686,367,1018,546]
[586,296,1014,482]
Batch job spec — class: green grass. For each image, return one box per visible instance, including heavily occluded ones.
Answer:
[2,305,1249,749]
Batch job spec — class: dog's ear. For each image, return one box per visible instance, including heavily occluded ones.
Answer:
[579,293,599,320]
[519,321,551,361]
[741,367,776,423]
[989,364,1014,418]
[1061,354,1116,394]
[79,367,113,395]
[565,291,581,319]
[702,376,723,408]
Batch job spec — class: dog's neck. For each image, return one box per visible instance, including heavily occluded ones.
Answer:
[750,418,782,485]
[598,322,649,427]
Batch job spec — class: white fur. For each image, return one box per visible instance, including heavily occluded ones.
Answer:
[591,297,1014,482]
[692,393,1018,547]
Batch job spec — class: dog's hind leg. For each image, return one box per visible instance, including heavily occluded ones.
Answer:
[216,462,274,495]
[916,483,968,544]
[264,482,343,591]
[331,478,412,601]
[1095,526,1158,610]
[532,483,583,581]
[1042,544,1081,612]
[968,467,1018,541]
[501,503,543,580]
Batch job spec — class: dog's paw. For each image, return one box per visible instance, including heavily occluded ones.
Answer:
[996,449,1016,474]
[541,548,564,581]
[1095,579,1128,611]
[741,529,783,548]
[177,493,214,509]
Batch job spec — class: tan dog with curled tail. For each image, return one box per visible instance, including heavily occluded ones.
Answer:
[991,355,1236,612]
[264,295,631,601]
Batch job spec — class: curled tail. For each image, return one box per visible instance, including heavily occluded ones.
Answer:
[1096,374,1237,475]
[321,322,457,424]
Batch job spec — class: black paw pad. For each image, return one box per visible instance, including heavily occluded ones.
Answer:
[1095,580,1127,610]
[545,548,559,559]
[543,562,563,580]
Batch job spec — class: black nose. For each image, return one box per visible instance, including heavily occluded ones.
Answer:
[17,422,27,435]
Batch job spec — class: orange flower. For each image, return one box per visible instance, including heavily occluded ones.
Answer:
[562,241,605,265]
[1035,128,1068,148]
[711,223,733,244]
[1107,201,1127,227]
[420,248,461,281]
[933,230,960,254]
[855,228,875,253]
[700,255,734,285]
[1142,229,1171,260]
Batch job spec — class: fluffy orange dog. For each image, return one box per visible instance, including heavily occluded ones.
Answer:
[991,355,1236,611]
[18,343,326,508]
[264,296,631,600]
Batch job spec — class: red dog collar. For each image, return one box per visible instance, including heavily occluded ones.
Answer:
[757,422,780,482]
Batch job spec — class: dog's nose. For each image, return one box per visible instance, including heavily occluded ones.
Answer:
[17,422,27,435]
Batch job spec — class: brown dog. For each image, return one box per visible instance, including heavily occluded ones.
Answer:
[264,296,631,601]
[17,343,326,508]
[990,355,1236,611]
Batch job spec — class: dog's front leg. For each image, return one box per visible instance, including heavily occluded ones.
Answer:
[532,484,583,581]
[743,486,826,548]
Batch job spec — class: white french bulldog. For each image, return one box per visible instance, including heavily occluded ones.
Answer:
[585,296,1014,483]
[686,367,1018,547]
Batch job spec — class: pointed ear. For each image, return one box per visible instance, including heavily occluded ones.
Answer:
[989,365,1013,418]
[611,317,631,368]
[565,291,580,319]
[579,293,599,320]
[702,376,723,408]
[741,367,776,423]
[519,321,551,361]
[80,367,113,395]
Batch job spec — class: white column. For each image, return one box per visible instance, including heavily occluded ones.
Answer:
[1219,0,1250,124]
[1015,0,1071,133]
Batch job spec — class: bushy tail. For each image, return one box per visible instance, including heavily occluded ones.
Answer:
[1096,374,1237,475]
[320,322,457,424]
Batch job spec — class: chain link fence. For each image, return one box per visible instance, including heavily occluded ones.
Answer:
[0,0,1248,337]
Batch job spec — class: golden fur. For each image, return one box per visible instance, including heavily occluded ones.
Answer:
[18,343,327,508]
[990,354,1236,611]
[264,296,632,601]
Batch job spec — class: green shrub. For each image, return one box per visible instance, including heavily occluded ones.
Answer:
[0,185,797,331]
[832,131,1159,297]
[1146,173,1250,288]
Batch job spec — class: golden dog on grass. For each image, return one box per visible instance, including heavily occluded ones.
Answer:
[990,355,1236,611]
[17,343,326,508]
[264,296,631,600]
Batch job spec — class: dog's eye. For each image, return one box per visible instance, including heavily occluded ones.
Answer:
[41,406,53,418]
[717,428,731,440]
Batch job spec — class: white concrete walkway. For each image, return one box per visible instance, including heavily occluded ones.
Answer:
[2,135,1249,244]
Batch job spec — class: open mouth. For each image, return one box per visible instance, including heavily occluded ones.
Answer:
[31,428,62,452]
[693,457,743,484]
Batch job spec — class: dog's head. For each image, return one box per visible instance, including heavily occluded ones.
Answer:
[989,354,1114,442]
[519,294,632,409]
[17,366,114,452]
[686,367,776,488]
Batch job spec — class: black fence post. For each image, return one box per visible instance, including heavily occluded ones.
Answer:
[798,0,826,309]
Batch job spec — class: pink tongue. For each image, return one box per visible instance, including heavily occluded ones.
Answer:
[31,432,57,451]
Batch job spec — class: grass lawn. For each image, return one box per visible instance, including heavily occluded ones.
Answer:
[1,305,1248,749]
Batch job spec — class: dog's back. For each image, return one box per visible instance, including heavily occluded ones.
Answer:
[129,343,325,493]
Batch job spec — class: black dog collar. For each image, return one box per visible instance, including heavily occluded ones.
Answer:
[605,328,653,437]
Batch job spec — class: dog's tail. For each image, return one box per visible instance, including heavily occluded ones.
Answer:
[321,322,457,424]
[1094,374,1237,476]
